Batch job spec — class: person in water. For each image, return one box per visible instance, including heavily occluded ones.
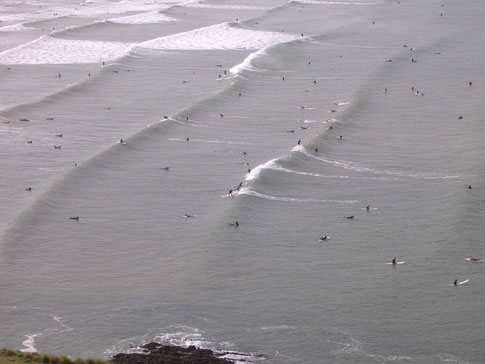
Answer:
[453,279,458,286]
[366,205,370,211]
[392,257,396,265]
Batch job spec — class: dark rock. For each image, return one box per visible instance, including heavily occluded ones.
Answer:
[111,343,234,364]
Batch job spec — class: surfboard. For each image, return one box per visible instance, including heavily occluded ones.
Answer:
[466,257,483,262]
[451,279,470,286]
[385,261,405,265]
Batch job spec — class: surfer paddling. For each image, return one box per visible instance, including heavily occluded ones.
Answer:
[319,236,330,241]
[68,216,79,221]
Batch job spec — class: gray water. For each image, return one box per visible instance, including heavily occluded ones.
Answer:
[1,0,484,363]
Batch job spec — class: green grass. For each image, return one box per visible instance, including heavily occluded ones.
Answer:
[0,350,110,364]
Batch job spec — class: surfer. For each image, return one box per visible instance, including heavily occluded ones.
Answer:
[69,216,79,221]
[161,166,170,171]
[469,81,472,86]
[27,140,32,144]
[220,113,224,117]
[392,257,396,265]
[458,116,463,120]
[182,214,193,218]
[315,148,318,153]
[319,236,329,241]
[366,204,370,211]
[453,279,457,286]
[346,216,355,220]
[298,139,302,145]
[54,145,62,150]
[228,189,233,197]
[468,185,472,189]
[235,220,239,227]
[25,187,32,192]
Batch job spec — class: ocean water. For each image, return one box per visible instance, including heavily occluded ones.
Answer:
[1,0,484,363]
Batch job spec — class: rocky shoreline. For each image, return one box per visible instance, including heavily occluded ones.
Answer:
[111,342,236,364]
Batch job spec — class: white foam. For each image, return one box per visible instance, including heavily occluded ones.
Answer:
[0,0,172,24]
[245,325,296,332]
[105,325,263,364]
[74,0,166,17]
[0,23,33,32]
[0,36,132,64]
[138,22,299,50]
[20,333,42,353]
[108,10,176,24]
[299,119,319,123]
[245,158,279,181]
[182,3,268,9]
[298,146,460,179]
[238,188,357,204]
[291,0,382,5]
[0,12,54,23]
[438,354,473,364]
[332,336,363,354]
[52,315,72,332]
[230,47,267,75]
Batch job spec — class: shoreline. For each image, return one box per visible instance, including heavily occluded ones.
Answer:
[1,344,239,364]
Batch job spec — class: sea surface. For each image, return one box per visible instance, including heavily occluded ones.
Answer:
[0,0,484,363]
